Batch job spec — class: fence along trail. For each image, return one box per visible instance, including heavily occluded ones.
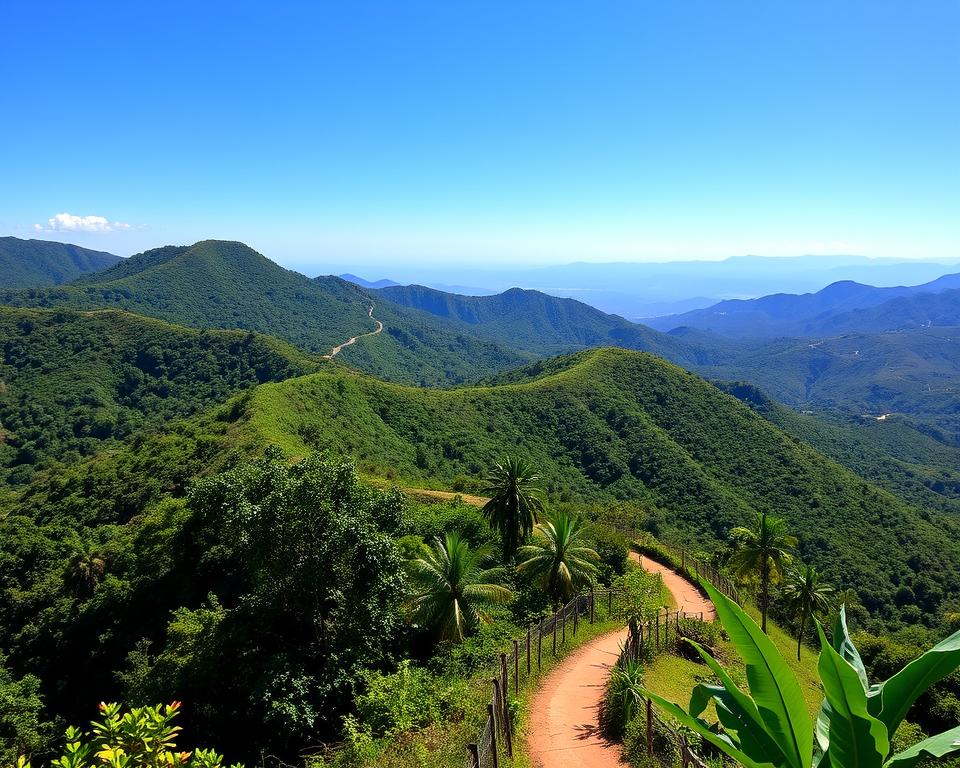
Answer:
[525,552,716,768]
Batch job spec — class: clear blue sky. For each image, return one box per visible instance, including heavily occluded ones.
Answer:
[1,1,958,270]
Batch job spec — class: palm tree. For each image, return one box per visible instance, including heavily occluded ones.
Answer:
[729,511,796,633]
[480,455,546,561]
[781,562,833,660]
[68,538,105,597]
[406,532,513,643]
[517,511,600,608]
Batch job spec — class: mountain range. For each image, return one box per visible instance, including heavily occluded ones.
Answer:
[0,236,121,288]
[649,273,960,336]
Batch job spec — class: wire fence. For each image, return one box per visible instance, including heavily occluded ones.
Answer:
[465,539,743,767]
[635,540,741,605]
[464,585,632,767]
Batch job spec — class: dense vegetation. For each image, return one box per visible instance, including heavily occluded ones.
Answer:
[378,283,703,362]
[0,240,527,386]
[225,348,960,627]
[0,237,120,289]
[0,307,321,484]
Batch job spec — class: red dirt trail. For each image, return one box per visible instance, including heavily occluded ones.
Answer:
[527,552,715,767]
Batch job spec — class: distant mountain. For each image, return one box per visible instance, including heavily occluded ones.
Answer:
[649,272,960,336]
[0,240,526,385]
[378,283,710,364]
[0,236,121,288]
[810,288,960,335]
[339,273,400,289]
[369,255,960,318]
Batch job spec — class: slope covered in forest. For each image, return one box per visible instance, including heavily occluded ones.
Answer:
[230,348,960,624]
[0,236,121,288]
[0,240,526,385]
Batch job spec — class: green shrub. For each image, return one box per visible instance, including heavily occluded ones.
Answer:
[354,661,465,736]
[601,659,646,740]
[676,618,722,651]
[17,702,242,768]
[623,712,680,767]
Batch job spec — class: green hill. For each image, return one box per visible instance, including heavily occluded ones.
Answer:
[378,283,702,361]
[207,348,959,623]
[717,381,960,517]
[0,240,526,385]
[0,306,322,484]
[695,327,960,441]
[0,236,121,288]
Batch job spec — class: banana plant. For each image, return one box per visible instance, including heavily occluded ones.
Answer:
[640,581,960,768]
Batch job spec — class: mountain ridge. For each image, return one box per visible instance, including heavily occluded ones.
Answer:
[0,236,121,288]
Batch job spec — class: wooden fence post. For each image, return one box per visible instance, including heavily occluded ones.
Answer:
[538,618,543,669]
[500,653,508,704]
[655,611,660,650]
[590,586,595,624]
[526,626,531,675]
[487,701,500,768]
[513,640,519,693]
[562,604,567,645]
[467,743,480,768]
[646,698,654,757]
[573,598,579,636]
[607,588,613,618]
[553,610,558,655]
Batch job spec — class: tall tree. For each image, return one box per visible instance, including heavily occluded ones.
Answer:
[729,511,796,633]
[480,455,545,561]
[781,563,833,660]
[66,538,105,597]
[406,532,513,643]
[517,511,600,608]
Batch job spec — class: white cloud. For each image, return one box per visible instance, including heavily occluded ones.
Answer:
[34,212,131,232]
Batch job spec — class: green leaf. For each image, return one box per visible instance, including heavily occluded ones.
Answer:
[816,622,888,768]
[703,581,813,768]
[831,606,868,691]
[884,724,960,768]
[868,627,960,734]
[685,639,788,766]
[640,687,775,768]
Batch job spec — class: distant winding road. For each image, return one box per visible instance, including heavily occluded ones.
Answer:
[323,304,383,359]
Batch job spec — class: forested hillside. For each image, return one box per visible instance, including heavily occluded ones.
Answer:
[379,283,703,361]
[0,240,527,385]
[0,237,120,288]
[0,306,321,484]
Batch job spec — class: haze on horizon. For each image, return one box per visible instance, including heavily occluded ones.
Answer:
[2,2,958,273]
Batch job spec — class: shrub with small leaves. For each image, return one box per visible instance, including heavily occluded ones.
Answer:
[17,702,243,768]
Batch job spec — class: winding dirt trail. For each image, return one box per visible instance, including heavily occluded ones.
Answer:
[322,305,383,359]
[527,552,715,768]
[636,554,716,620]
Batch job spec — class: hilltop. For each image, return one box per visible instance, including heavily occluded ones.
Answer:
[379,283,704,361]
[0,240,527,385]
[0,236,121,288]
[649,272,960,336]
[68,346,948,626]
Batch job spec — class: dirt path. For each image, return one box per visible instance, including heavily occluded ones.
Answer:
[322,305,383,359]
[527,554,714,767]
[527,625,629,768]
[636,554,716,620]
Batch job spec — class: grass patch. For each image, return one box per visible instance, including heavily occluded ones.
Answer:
[643,607,823,722]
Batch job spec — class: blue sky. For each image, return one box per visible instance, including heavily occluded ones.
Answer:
[1,1,958,270]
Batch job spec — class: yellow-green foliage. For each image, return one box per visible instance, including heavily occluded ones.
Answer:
[17,702,242,768]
